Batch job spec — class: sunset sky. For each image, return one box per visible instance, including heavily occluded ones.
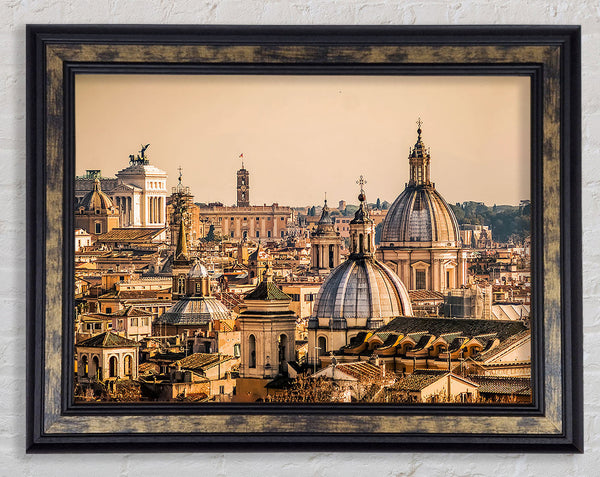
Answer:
[75,74,530,207]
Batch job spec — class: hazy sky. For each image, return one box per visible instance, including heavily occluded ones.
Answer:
[76,74,530,207]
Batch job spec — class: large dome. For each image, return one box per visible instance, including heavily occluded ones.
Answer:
[380,121,460,247]
[311,258,413,328]
[381,186,460,246]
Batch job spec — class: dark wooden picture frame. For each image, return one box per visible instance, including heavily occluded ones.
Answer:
[26,25,582,452]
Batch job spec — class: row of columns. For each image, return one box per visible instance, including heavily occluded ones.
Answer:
[311,242,340,270]
[114,196,133,227]
[221,215,281,239]
[148,196,164,225]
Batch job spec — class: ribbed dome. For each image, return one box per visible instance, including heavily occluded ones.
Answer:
[381,186,460,246]
[381,120,460,247]
[79,178,115,212]
[157,296,231,325]
[311,258,413,328]
[188,260,209,278]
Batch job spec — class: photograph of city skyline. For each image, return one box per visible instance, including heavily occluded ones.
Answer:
[73,74,532,404]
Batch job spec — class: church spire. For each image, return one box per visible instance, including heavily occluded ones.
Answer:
[408,118,432,187]
[175,217,189,261]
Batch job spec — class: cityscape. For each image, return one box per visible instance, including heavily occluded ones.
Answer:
[73,114,532,404]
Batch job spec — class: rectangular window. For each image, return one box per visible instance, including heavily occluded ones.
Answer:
[131,318,138,327]
[219,385,225,394]
[95,223,101,234]
[415,270,426,290]
[94,323,102,330]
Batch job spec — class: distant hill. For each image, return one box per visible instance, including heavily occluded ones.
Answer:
[449,201,530,243]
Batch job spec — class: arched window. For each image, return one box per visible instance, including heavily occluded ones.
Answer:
[256,231,260,238]
[278,334,288,370]
[124,355,132,377]
[178,275,186,295]
[328,244,334,268]
[248,334,256,368]
[109,356,118,378]
[317,336,327,356]
[92,356,100,379]
[81,355,88,377]
[359,233,364,253]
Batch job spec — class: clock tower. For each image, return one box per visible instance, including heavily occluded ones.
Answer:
[237,163,250,207]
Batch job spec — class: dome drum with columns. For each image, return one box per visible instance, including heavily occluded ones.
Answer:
[376,121,467,292]
[308,179,413,365]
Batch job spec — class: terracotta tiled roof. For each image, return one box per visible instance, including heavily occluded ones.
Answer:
[97,228,166,243]
[394,370,449,391]
[335,362,382,380]
[472,329,530,362]
[469,376,531,396]
[174,353,234,372]
[408,290,445,302]
[76,331,140,348]
[111,306,153,317]
[378,317,527,342]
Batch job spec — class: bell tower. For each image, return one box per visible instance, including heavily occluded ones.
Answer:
[237,160,250,207]
[310,195,342,275]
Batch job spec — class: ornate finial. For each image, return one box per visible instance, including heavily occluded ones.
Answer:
[416,117,423,138]
[177,166,183,184]
[324,192,327,206]
[356,175,367,194]
[356,175,367,202]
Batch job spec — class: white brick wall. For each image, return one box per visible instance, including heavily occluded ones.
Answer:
[1,1,596,474]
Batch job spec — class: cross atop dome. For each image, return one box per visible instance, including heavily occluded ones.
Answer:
[416,117,423,138]
[356,175,367,202]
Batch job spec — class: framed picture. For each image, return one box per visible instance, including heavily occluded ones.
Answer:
[27,25,582,452]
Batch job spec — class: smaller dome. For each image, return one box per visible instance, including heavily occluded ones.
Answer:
[157,296,231,325]
[188,260,209,278]
[312,200,338,238]
[79,178,115,212]
[317,200,335,226]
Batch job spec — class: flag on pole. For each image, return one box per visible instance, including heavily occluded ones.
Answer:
[239,153,244,158]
